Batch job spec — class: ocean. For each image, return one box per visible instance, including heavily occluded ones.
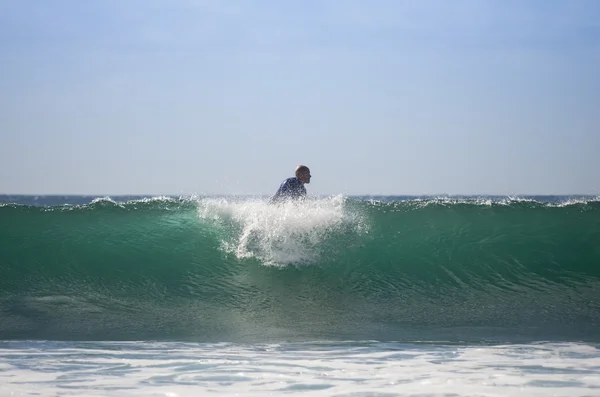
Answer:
[1,194,599,396]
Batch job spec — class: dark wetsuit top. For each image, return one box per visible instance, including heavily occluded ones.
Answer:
[269,177,306,203]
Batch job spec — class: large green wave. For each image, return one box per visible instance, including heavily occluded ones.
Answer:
[1,197,599,342]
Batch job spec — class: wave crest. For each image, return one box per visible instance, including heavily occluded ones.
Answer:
[197,195,368,266]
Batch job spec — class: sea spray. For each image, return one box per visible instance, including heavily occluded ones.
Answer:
[197,195,367,265]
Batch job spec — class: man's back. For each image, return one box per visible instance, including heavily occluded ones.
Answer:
[269,177,306,203]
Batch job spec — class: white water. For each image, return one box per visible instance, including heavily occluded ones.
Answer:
[1,341,599,397]
[197,196,367,266]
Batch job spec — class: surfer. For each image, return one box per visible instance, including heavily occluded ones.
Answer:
[269,165,311,204]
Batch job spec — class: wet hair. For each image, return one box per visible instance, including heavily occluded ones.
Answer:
[295,165,310,177]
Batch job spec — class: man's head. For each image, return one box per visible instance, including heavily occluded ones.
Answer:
[295,165,311,184]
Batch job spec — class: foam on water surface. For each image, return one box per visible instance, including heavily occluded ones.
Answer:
[1,341,599,397]
[197,195,367,266]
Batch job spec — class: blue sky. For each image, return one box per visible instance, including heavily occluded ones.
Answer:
[1,0,599,195]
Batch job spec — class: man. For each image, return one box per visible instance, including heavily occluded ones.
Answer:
[269,165,311,203]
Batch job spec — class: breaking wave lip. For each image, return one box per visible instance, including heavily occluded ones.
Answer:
[1,194,598,209]
[359,195,600,210]
[197,195,369,266]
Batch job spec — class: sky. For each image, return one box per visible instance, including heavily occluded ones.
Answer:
[1,0,599,196]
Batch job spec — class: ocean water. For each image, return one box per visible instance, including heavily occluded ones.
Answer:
[1,194,599,396]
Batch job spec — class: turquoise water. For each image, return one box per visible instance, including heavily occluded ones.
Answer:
[1,195,599,396]
[2,195,599,342]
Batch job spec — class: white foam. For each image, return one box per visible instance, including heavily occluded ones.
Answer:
[197,195,365,266]
[1,341,599,397]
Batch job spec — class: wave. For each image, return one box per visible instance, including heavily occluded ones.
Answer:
[1,196,599,342]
